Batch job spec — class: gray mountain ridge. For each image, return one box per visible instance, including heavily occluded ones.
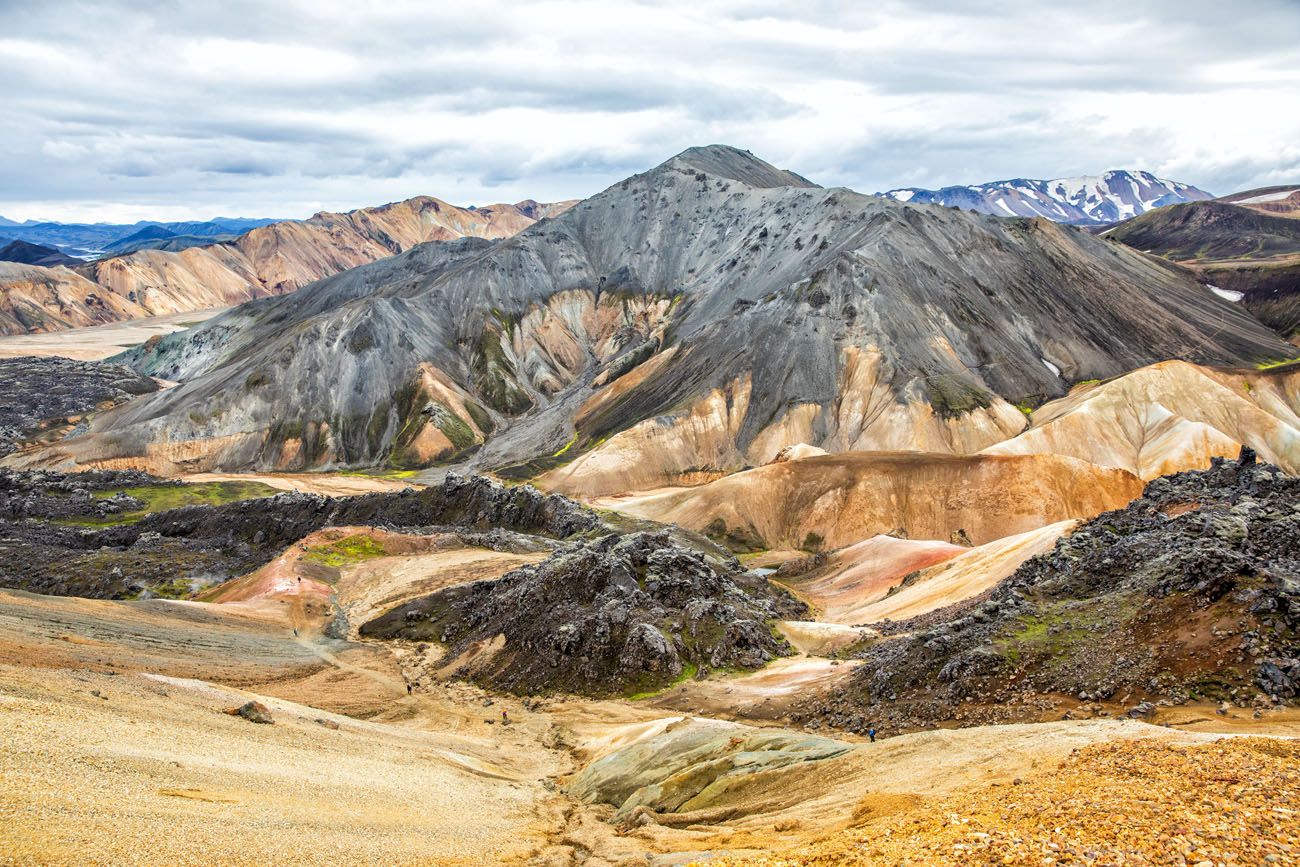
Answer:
[48,145,1290,487]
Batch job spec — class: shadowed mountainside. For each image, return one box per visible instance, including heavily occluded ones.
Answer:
[1105,200,1300,342]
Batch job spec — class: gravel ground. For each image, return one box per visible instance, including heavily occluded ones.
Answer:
[713,736,1300,866]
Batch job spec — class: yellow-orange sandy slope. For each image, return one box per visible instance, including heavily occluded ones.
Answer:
[597,452,1140,549]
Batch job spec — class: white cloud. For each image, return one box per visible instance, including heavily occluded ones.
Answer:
[0,0,1297,222]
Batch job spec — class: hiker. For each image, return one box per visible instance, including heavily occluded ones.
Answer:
[501,709,509,726]
[867,727,876,743]
[406,682,412,696]
[292,627,298,637]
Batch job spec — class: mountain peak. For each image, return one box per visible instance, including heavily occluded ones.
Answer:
[666,145,819,189]
[880,169,1211,224]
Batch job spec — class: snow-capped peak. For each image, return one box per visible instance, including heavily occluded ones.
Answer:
[879,170,1213,225]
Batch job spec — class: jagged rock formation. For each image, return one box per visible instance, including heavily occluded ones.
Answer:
[0,472,597,598]
[568,718,852,819]
[596,452,1142,550]
[0,356,159,457]
[0,468,175,520]
[1105,201,1300,342]
[983,360,1300,478]
[802,451,1300,732]
[0,196,573,336]
[881,170,1211,225]
[360,529,807,696]
[30,146,1290,492]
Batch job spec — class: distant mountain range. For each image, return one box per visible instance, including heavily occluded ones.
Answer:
[880,170,1213,225]
[0,240,81,268]
[0,216,280,255]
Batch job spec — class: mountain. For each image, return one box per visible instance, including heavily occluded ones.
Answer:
[1104,199,1300,342]
[26,145,1291,490]
[1218,185,1300,219]
[0,196,575,336]
[102,233,243,256]
[881,170,1212,225]
[100,225,182,255]
[0,215,20,227]
[0,217,279,253]
[0,261,147,334]
[0,239,80,268]
[594,452,1142,550]
[982,359,1300,478]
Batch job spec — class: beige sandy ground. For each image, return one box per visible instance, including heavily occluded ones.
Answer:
[0,307,229,360]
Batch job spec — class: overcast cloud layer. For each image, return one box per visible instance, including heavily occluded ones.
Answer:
[1,0,1298,223]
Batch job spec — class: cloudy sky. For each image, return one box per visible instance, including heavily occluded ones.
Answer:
[1,0,1298,223]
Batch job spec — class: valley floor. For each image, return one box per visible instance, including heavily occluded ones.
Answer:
[0,307,229,361]
[2,532,1298,866]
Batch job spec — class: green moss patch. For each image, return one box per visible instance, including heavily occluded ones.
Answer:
[55,481,282,526]
[302,534,390,568]
[627,661,699,701]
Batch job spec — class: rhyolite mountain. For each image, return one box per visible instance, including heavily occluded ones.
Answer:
[1218,185,1300,219]
[0,195,575,336]
[28,146,1292,495]
[881,170,1212,225]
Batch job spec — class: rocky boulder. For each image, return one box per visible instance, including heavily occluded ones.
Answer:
[228,701,274,724]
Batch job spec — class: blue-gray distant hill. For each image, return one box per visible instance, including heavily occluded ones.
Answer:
[0,216,280,255]
[0,239,81,268]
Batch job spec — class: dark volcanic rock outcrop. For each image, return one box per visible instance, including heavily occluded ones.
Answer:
[0,467,175,521]
[0,356,159,457]
[36,146,1290,494]
[0,472,598,599]
[361,529,807,696]
[801,450,1300,732]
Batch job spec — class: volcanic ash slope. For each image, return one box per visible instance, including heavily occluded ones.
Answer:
[32,146,1293,489]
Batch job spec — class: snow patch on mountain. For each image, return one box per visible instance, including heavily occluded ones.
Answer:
[879,170,1213,225]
